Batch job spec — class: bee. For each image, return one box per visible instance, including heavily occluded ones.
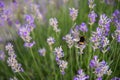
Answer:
[77,36,85,45]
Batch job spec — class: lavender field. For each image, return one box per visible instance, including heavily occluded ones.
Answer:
[0,0,120,80]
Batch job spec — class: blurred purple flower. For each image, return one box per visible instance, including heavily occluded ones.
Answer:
[111,77,120,80]
[74,69,89,80]
[24,41,35,48]
[70,27,79,42]
[90,56,112,79]
[0,50,5,61]
[79,22,88,32]
[88,10,97,25]
[6,43,24,73]
[47,37,55,46]
[69,8,78,21]
[63,34,74,48]
[97,77,102,80]
[49,18,60,32]
[0,1,4,9]
[54,46,64,60]
[38,48,46,56]
[88,0,96,9]
[98,14,111,36]
[25,14,34,24]
[112,10,120,28]
[57,59,68,75]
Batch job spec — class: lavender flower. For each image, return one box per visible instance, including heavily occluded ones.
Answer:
[79,22,88,32]
[9,77,18,80]
[38,48,46,56]
[54,46,64,61]
[90,27,110,52]
[70,27,79,42]
[104,0,115,5]
[74,69,89,80]
[75,43,86,54]
[111,77,120,80]
[90,29,101,50]
[88,0,96,9]
[18,26,31,42]
[69,8,78,21]
[0,1,4,10]
[98,14,111,36]
[6,43,24,73]
[114,29,120,42]
[57,60,68,75]
[112,10,120,28]
[90,56,112,79]
[88,11,97,25]
[0,1,17,44]
[49,18,60,32]
[112,10,120,42]
[49,18,58,27]
[100,36,109,53]
[96,77,102,80]
[24,14,34,24]
[24,41,35,48]
[47,37,55,46]
[0,50,5,61]
[63,34,74,48]
[99,14,111,27]
[18,14,36,48]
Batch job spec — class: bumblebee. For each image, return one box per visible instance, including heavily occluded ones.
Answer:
[77,36,85,45]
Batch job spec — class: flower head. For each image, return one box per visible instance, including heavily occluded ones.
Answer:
[38,48,46,56]
[63,34,74,48]
[47,37,55,45]
[88,11,97,25]
[24,14,34,24]
[0,1,4,10]
[57,60,68,75]
[111,77,120,80]
[69,8,78,21]
[0,50,5,61]
[18,26,31,42]
[70,27,79,42]
[90,56,112,79]
[9,76,18,80]
[24,41,35,48]
[88,0,96,9]
[6,43,24,73]
[74,69,89,80]
[79,22,88,32]
[99,14,111,28]
[49,18,60,32]
[54,46,64,61]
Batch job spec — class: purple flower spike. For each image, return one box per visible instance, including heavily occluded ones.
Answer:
[88,11,97,25]
[24,41,35,48]
[97,77,102,80]
[111,77,120,80]
[90,56,112,79]
[0,1,4,8]
[74,69,89,80]
[25,15,34,24]
[79,22,88,32]
[0,50,5,61]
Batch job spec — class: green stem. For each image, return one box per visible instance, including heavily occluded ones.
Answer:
[113,49,120,74]
[75,48,79,69]
[80,52,83,66]
[69,48,73,76]
[30,49,38,68]
[30,48,42,79]
[18,72,25,80]
[49,46,56,77]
